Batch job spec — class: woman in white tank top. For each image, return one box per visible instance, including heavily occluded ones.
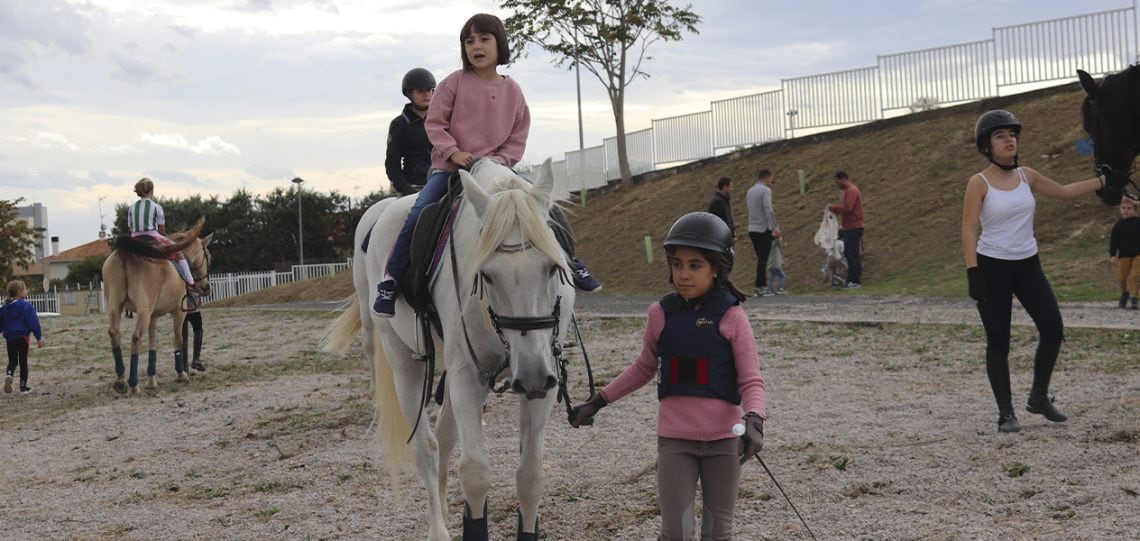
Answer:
[961,110,1105,434]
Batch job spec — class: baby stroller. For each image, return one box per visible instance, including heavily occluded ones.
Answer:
[814,209,848,287]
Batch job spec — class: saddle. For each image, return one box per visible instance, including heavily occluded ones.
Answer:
[402,172,466,315]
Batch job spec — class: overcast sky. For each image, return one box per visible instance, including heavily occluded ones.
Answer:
[0,0,1130,251]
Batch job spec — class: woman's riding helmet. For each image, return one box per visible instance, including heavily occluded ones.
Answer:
[401,68,436,99]
[975,110,1022,164]
[663,212,735,274]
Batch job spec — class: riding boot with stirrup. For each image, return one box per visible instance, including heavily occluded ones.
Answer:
[1026,393,1068,422]
[516,509,539,541]
[462,500,489,541]
[997,405,1021,434]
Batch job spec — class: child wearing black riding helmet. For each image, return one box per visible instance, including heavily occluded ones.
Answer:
[962,109,1107,434]
[570,212,767,540]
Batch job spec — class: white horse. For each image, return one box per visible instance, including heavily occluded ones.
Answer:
[322,158,575,541]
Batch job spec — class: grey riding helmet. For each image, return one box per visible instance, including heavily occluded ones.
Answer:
[401,68,436,98]
[663,212,735,275]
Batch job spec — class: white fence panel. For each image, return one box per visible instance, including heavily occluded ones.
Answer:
[783,66,881,131]
[604,128,655,179]
[653,111,713,164]
[995,8,1136,86]
[712,89,785,149]
[879,40,995,111]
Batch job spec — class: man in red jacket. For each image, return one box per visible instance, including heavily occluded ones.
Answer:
[827,171,864,288]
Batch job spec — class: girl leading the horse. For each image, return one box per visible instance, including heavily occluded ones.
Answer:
[961,109,1106,434]
[571,212,767,540]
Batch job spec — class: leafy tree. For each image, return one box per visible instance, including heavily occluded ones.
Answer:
[503,0,701,187]
[65,254,108,286]
[0,199,37,285]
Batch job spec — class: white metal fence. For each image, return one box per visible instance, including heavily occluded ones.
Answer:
[23,261,351,315]
[553,2,1139,195]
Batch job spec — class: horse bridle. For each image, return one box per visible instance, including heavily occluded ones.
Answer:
[1089,100,1140,197]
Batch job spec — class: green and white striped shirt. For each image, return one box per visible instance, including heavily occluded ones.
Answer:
[128,197,165,235]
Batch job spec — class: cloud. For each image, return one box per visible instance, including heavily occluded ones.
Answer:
[139,133,242,155]
[142,169,209,188]
[0,0,97,86]
[245,163,295,180]
[87,170,128,186]
[31,132,80,151]
[108,51,168,85]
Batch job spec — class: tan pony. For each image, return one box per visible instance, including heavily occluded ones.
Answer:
[101,218,213,394]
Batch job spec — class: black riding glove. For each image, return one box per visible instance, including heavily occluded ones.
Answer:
[570,393,607,428]
[738,412,765,464]
[967,267,988,304]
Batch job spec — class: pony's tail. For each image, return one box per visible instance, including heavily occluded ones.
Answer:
[370,329,411,487]
[318,297,410,485]
[319,296,363,354]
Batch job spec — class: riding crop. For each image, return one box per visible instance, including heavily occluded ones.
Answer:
[734,424,819,540]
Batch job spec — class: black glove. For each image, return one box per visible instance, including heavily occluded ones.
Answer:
[738,412,764,464]
[967,267,988,304]
[570,393,607,428]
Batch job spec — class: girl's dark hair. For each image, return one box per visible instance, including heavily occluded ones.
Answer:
[460,13,511,70]
[665,247,748,302]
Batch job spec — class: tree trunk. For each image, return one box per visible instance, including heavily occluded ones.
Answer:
[610,93,634,188]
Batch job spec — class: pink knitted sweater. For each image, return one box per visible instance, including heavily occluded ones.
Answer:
[600,301,767,442]
[426,69,530,172]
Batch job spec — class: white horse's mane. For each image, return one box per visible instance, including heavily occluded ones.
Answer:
[468,162,569,273]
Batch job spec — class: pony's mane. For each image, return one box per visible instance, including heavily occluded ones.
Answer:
[469,168,568,274]
[113,217,206,260]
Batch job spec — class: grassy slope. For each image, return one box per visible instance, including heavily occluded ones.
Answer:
[218,82,1118,305]
[567,82,1118,299]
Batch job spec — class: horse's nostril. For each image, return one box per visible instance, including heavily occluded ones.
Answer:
[542,376,557,391]
[511,380,527,394]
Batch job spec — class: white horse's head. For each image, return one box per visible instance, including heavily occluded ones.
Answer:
[460,158,573,400]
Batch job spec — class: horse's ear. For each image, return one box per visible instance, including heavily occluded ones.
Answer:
[528,158,555,210]
[1077,69,1099,100]
[460,170,490,216]
[200,232,213,249]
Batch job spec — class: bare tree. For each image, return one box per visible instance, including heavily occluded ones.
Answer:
[503,0,700,187]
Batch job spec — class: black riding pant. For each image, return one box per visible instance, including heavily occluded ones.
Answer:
[975,254,1064,410]
[6,338,30,384]
[181,311,204,361]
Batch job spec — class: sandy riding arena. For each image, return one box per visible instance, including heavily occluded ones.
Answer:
[1,296,1137,540]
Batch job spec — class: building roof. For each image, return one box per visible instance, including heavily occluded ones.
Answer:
[45,238,112,263]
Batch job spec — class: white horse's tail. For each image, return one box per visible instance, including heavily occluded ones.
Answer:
[369,327,411,485]
[319,297,410,483]
[319,296,363,354]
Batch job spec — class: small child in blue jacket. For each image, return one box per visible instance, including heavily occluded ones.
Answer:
[1,280,45,394]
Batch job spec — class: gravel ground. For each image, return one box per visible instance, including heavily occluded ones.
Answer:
[1,294,1137,540]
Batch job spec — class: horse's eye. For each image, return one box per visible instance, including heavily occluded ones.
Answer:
[481,272,494,285]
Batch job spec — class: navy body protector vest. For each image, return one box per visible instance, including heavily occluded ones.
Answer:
[656,288,741,405]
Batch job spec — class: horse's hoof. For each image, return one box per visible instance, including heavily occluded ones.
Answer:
[176,372,190,382]
[147,376,158,388]
[112,380,128,394]
[129,386,141,396]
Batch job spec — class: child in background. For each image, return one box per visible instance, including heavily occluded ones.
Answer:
[1,280,45,394]
[1109,196,1140,309]
[570,212,767,540]
[128,178,203,307]
[765,236,787,295]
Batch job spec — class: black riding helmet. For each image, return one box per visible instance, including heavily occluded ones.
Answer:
[975,110,1022,171]
[401,68,436,99]
[663,212,735,276]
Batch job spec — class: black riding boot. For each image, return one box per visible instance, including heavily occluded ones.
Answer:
[191,331,206,371]
[516,509,540,541]
[462,500,489,541]
[997,404,1021,433]
[1026,393,1067,422]
[1026,337,1066,422]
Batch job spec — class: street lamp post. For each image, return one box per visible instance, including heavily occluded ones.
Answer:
[34,226,48,291]
[291,177,304,269]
